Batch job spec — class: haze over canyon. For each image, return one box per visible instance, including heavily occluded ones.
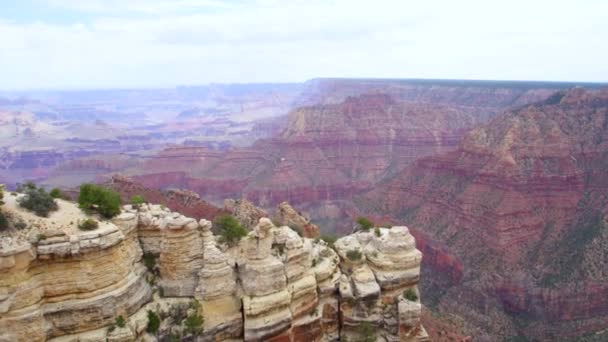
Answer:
[1,77,608,341]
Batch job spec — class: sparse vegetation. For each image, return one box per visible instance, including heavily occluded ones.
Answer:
[346,249,363,261]
[49,188,70,200]
[184,300,204,336]
[0,212,7,231]
[404,288,418,301]
[146,310,161,334]
[168,302,189,325]
[130,195,146,209]
[359,322,377,342]
[78,183,121,218]
[78,218,99,231]
[17,182,58,217]
[213,214,247,246]
[143,251,156,273]
[115,315,126,328]
[319,234,337,249]
[356,216,374,231]
[374,227,382,237]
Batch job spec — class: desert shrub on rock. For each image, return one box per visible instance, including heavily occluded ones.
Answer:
[346,249,363,261]
[78,183,121,218]
[78,218,99,231]
[356,216,374,231]
[17,182,58,217]
[404,288,418,301]
[146,310,161,334]
[213,214,247,246]
[130,195,146,208]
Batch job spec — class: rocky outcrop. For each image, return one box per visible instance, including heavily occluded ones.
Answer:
[1,193,427,341]
[273,201,320,238]
[223,198,268,229]
[334,227,428,341]
[358,88,608,340]
[0,197,151,341]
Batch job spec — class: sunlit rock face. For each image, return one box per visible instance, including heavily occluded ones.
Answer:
[0,196,427,341]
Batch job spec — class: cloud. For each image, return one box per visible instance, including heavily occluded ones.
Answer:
[0,0,607,89]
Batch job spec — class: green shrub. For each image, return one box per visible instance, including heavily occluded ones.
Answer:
[320,234,337,249]
[49,188,64,199]
[346,249,363,261]
[0,184,4,204]
[115,315,126,328]
[404,288,418,301]
[213,214,247,246]
[359,322,376,342]
[0,211,8,231]
[18,183,58,217]
[78,218,99,231]
[143,251,156,272]
[78,184,121,218]
[356,216,374,231]
[130,195,146,208]
[184,300,204,336]
[146,310,161,334]
[374,227,382,237]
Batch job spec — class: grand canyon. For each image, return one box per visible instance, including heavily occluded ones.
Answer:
[2,77,608,341]
[2,1,607,340]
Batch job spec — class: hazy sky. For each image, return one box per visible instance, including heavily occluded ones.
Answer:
[1,0,607,90]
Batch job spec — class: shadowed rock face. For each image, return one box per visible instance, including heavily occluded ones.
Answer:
[358,88,608,340]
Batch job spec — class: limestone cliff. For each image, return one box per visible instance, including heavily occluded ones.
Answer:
[1,193,427,341]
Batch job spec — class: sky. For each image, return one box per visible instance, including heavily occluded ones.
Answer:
[0,0,607,90]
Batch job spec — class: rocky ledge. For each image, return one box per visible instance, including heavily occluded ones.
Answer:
[1,197,427,341]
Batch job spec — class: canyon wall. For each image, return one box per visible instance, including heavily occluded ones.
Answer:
[357,88,608,340]
[0,193,427,341]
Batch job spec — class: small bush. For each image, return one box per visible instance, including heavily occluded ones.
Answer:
[404,288,418,301]
[320,234,337,249]
[143,251,156,272]
[374,227,382,237]
[115,315,126,328]
[184,300,204,336]
[213,214,247,246]
[0,212,8,231]
[78,184,121,218]
[18,183,58,217]
[359,322,376,342]
[78,218,99,231]
[168,302,189,325]
[130,195,146,208]
[49,188,64,199]
[356,216,374,231]
[146,310,161,334]
[346,249,363,261]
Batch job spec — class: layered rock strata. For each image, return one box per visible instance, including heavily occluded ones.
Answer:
[1,197,427,341]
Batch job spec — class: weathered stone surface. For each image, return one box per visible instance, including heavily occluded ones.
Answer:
[1,197,426,342]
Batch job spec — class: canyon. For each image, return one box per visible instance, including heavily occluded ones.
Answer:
[2,79,608,340]
[114,79,588,232]
[358,88,608,340]
[0,191,427,341]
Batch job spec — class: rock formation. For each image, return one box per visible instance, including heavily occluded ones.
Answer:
[358,88,608,340]
[0,191,427,341]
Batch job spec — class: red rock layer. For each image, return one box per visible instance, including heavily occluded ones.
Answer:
[358,88,608,339]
